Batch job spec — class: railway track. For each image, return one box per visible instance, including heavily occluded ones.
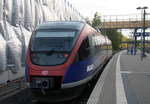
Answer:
[0,77,26,100]
[0,72,100,104]
[0,58,110,104]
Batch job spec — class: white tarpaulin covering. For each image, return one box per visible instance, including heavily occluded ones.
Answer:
[24,0,32,30]
[42,5,52,22]
[0,21,6,39]
[0,0,3,21]
[13,25,31,64]
[34,1,43,27]
[5,0,13,24]
[11,0,20,26]
[30,0,35,28]
[18,0,25,26]
[0,0,84,84]
[0,34,6,72]
[20,26,31,49]
[5,22,22,73]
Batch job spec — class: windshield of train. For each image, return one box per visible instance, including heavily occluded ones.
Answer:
[30,30,76,66]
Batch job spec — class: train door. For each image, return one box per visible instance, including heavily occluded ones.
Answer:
[78,36,91,61]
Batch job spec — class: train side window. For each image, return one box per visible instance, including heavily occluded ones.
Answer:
[88,35,95,56]
[79,37,90,60]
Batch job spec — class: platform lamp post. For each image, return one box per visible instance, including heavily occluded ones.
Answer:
[136,6,148,57]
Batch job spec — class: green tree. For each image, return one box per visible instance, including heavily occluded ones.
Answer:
[102,29,122,50]
[92,12,123,50]
[85,17,92,26]
[92,12,101,28]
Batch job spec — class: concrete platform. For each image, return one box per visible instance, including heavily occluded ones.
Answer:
[87,50,150,104]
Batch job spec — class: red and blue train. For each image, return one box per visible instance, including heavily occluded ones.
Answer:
[25,21,112,102]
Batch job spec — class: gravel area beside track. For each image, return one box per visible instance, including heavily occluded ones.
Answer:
[0,89,33,104]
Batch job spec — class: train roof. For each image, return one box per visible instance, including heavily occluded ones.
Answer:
[36,21,86,31]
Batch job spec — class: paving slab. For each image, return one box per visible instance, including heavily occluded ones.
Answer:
[87,50,150,104]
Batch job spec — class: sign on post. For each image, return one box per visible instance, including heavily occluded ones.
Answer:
[134,32,150,37]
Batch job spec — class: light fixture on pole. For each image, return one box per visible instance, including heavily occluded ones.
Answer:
[136,6,148,58]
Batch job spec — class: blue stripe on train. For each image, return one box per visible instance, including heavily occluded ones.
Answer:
[63,57,94,83]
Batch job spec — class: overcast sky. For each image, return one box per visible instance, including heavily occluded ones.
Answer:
[68,0,150,18]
